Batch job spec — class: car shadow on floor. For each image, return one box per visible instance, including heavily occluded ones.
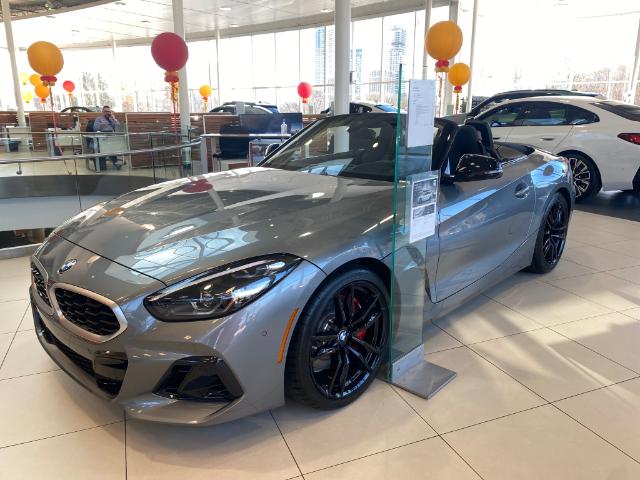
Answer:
[576,191,640,222]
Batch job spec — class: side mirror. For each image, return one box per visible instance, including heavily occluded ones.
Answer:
[454,154,503,182]
[264,142,281,158]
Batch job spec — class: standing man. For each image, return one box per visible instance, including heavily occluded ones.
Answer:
[93,105,123,170]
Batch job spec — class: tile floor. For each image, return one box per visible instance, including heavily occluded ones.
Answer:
[1,210,640,479]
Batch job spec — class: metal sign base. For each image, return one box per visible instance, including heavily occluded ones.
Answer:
[390,344,456,400]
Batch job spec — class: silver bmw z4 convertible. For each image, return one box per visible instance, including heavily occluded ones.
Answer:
[30,114,574,425]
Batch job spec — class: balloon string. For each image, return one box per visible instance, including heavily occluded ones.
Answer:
[455,92,460,114]
[437,73,443,117]
[171,81,183,177]
[49,86,71,175]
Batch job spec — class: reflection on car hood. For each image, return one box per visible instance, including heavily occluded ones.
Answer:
[54,168,394,285]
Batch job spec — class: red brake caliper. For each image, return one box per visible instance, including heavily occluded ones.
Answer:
[352,296,366,340]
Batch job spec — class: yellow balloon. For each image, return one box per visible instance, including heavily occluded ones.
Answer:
[199,84,212,98]
[19,73,29,86]
[29,73,41,86]
[448,63,471,86]
[22,91,33,103]
[425,21,463,68]
[27,41,64,77]
[35,83,50,99]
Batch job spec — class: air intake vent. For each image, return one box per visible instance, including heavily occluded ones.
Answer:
[31,262,51,307]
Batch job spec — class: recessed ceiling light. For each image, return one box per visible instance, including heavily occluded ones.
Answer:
[141,20,150,23]
[230,23,239,27]
[219,6,231,11]
[321,8,332,13]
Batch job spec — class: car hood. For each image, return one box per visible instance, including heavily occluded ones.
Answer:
[54,168,395,285]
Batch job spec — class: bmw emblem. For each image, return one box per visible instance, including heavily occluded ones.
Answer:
[58,259,77,274]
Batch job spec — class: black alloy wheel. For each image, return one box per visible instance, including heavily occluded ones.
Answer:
[566,153,600,201]
[285,269,389,409]
[527,192,570,274]
[542,199,568,267]
[309,281,386,400]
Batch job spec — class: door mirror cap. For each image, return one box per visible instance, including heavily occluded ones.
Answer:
[454,154,503,182]
[264,142,281,158]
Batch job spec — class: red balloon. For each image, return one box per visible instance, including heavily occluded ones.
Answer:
[62,80,75,93]
[151,32,189,72]
[297,82,312,100]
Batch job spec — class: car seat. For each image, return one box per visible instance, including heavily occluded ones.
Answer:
[447,125,487,172]
[465,120,498,158]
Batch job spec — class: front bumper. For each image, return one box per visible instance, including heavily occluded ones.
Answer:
[30,239,325,425]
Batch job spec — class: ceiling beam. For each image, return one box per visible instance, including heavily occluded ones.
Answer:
[34,0,451,50]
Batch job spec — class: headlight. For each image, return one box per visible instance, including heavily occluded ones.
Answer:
[144,254,302,321]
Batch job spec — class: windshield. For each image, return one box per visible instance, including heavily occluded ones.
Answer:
[262,115,398,182]
[375,104,398,112]
[262,114,443,182]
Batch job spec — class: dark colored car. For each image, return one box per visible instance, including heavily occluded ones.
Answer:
[61,106,98,113]
[210,101,279,115]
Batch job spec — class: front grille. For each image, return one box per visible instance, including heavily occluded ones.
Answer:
[31,262,51,307]
[54,289,120,336]
[37,316,126,397]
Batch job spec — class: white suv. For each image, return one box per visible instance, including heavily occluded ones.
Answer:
[476,96,640,200]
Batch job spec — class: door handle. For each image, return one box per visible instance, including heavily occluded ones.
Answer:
[540,137,555,141]
[492,136,501,140]
[514,183,530,198]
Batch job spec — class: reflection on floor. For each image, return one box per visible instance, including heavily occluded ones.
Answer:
[1,210,640,479]
[576,190,640,222]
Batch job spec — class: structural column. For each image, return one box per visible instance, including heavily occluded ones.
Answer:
[422,0,433,80]
[628,18,640,104]
[465,0,479,112]
[442,0,459,116]
[334,0,351,115]
[172,0,190,140]
[1,0,26,126]
[111,38,124,111]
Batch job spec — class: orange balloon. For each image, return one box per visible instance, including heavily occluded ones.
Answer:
[199,84,212,98]
[29,73,41,86]
[448,63,471,86]
[35,83,50,99]
[425,21,463,68]
[27,41,64,77]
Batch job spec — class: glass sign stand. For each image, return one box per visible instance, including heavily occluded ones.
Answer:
[387,64,456,399]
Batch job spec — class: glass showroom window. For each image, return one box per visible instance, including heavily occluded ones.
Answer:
[187,40,218,109]
[275,30,300,111]
[381,12,416,105]
[253,33,276,95]
[300,27,326,112]
[352,17,383,103]
[219,36,253,103]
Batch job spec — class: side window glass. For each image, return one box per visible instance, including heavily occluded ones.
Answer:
[520,103,568,126]
[567,106,599,125]
[479,104,523,127]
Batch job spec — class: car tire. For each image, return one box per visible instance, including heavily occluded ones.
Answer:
[285,268,389,410]
[564,152,600,201]
[527,192,570,274]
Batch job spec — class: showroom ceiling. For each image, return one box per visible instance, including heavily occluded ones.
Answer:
[1,0,450,48]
